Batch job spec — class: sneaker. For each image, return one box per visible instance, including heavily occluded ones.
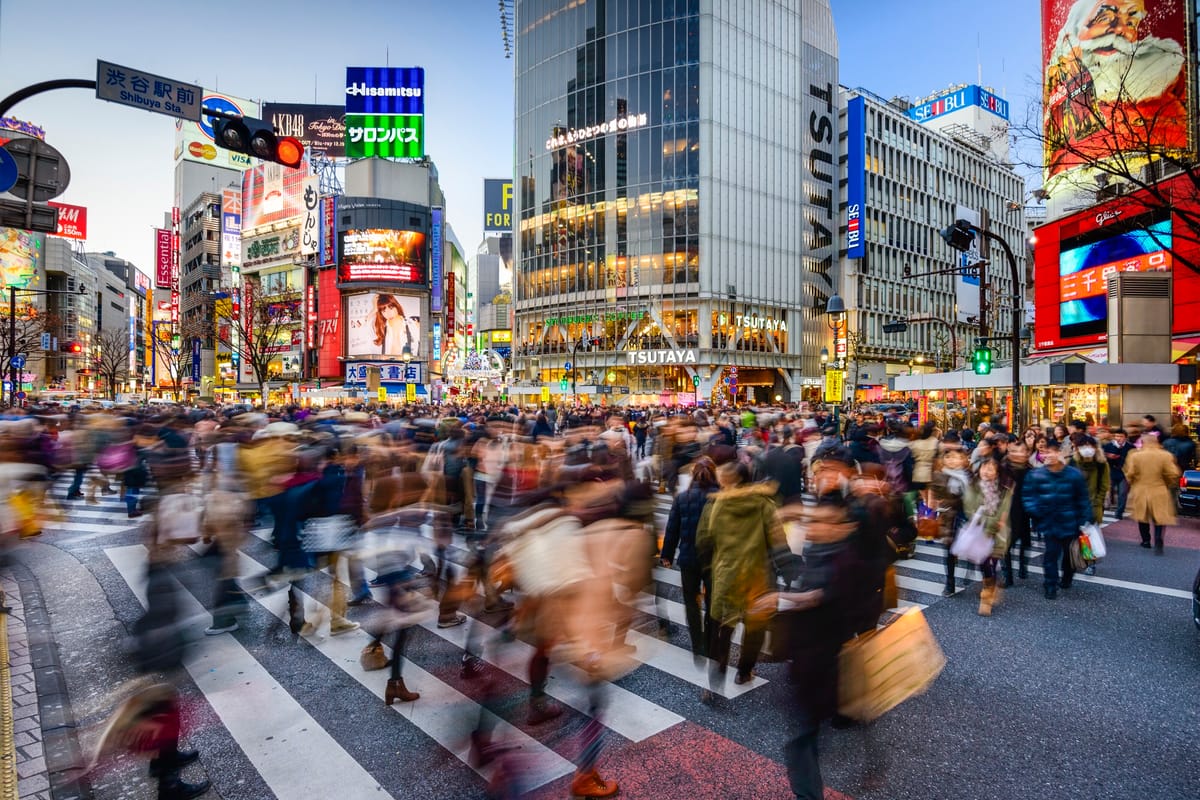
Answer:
[368,576,387,587]
[347,591,373,607]
[437,613,467,629]
[1083,565,1096,576]
[733,670,755,686]
[483,599,514,613]
[204,621,238,636]
[461,655,485,680]
[527,697,563,725]
[330,620,360,636]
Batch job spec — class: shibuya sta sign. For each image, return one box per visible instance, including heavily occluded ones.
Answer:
[546,113,649,150]
[626,348,698,365]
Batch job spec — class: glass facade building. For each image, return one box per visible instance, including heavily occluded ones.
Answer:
[514,0,839,404]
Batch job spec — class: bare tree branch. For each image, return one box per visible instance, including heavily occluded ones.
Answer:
[215,282,301,401]
[90,327,131,400]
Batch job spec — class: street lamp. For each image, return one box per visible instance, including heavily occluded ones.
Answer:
[940,218,1023,432]
[820,347,829,363]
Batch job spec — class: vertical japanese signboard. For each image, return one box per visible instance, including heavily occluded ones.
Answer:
[845,96,866,259]
[301,177,319,256]
[430,207,443,313]
[221,188,241,268]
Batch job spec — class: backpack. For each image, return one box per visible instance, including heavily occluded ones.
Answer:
[879,444,913,493]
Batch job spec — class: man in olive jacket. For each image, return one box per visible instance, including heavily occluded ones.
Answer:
[1022,439,1093,599]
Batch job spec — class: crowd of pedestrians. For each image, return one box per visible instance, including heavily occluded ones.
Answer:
[0,398,1194,799]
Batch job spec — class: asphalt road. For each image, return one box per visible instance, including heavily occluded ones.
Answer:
[9,476,1200,800]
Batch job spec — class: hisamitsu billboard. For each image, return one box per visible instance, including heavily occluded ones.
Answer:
[345,67,425,115]
[483,179,514,233]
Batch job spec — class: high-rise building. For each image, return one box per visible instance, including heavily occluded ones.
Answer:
[838,87,1027,397]
[513,0,839,404]
[85,251,151,395]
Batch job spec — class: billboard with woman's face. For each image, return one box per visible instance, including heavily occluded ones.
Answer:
[345,292,421,358]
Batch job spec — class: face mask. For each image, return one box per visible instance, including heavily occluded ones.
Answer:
[1079,447,1096,458]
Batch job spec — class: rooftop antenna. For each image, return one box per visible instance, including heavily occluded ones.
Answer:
[976,33,982,85]
[314,73,318,103]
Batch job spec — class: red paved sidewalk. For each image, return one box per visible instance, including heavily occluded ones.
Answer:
[1102,513,1200,550]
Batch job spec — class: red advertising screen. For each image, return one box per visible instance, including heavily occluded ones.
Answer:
[1033,173,1200,351]
[338,229,426,285]
[154,229,172,288]
[317,268,342,378]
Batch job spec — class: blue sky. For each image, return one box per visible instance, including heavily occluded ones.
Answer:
[0,0,1041,275]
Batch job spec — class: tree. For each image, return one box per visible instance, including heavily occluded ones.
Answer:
[0,300,58,399]
[1016,15,1200,274]
[215,284,301,403]
[90,327,131,399]
[149,320,201,402]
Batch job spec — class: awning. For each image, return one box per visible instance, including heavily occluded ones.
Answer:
[1026,346,1108,363]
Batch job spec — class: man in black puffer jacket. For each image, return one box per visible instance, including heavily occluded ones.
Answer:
[661,457,719,660]
[1022,439,1093,599]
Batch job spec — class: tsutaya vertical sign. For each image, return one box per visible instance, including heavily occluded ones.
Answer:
[845,95,866,259]
[802,69,838,334]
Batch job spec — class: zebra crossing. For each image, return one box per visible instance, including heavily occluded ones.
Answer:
[31,469,1122,799]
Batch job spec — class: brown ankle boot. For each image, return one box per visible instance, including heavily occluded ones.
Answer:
[978,578,995,617]
[385,678,419,704]
[569,769,618,799]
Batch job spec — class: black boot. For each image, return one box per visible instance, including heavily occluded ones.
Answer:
[1003,551,1015,587]
[1018,550,1029,579]
[149,748,199,777]
[158,775,210,800]
[942,552,957,596]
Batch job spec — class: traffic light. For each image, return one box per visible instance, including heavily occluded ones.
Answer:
[692,375,700,387]
[559,377,568,392]
[63,342,81,354]
[940,220,976,252]
[972,346,993,375]
[211,115,305,168]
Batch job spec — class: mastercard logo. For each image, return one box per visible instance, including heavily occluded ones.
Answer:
[187,141,217,160]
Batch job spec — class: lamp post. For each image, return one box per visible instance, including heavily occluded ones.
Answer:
[7,283,86,407]
[825,294,849,412]
[569,335,594,405]
[940,219,1023,433]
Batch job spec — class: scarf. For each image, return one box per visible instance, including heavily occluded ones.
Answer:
[980,478,1001,517]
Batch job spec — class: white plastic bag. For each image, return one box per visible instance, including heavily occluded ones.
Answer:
[1083,523,1106,559]
[950,509,992,564]
[157,493,203,544]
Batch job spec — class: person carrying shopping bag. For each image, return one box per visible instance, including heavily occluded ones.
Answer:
[963,457,1012,616]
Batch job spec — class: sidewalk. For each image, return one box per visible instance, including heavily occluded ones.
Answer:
[0,565,89,800]
[2,571,50,800]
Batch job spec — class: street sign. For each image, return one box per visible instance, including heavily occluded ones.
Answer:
[2,139,70,202]
[564,361,571,371]
[15,391,25,401]
[883,321,908,334]
[10,355,25,369]
[0,198,58,233]
[730,365,738,375]
[95,60,202,121]
[0,147,16,194]
[377,387,387,402]
[40,333,50,350]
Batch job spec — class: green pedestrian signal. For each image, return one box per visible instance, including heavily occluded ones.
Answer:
[972,346,993,375]
[692,375,700,387]
[559,377,568,391]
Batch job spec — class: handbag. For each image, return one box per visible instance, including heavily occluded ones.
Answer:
[838,607,946,722]
[1082,523,1106,559]
[950,508,992,564]
[914,491,940,539]
[157,493,203,545]
[97,442,136,474]
[359,641,389,671]
[1069,536,1088,571]
[300,514,357,554]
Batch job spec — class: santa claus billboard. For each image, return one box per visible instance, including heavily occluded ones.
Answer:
[1042,0,1194,190]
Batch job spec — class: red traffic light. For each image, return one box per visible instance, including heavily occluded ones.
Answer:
[211,115,305,168]
[274,137,304,169]
[65,342,81,353]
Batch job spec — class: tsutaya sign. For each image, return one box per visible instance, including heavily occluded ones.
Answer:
[731,313,787,332]
[546,113,649,150]
[626,348,698,365]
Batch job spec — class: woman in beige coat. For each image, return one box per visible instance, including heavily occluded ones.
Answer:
[1124,431,1181,554]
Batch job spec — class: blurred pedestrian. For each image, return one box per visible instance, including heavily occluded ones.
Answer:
[963,457,1012,616]
[661,456,718,661]
[1125,430,1181,554]
[1022,439,1092,599]
[1103,429,1134,521]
